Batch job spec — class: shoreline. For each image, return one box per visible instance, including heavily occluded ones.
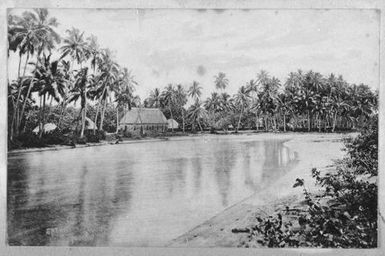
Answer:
[7,131,355,155]
[168,133,352,247]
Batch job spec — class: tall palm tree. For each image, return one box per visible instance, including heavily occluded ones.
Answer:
[67,67,91,138]
[162,84,176,132]
[60,27,90,136]
[188,81,202,101]
[214,72,229,90]
[234,85,251,132]
[175,84,188,132]
[60,27,89,68]
[187,100,207,131]
[15,9,60,137]
[33,54,67,137]
[95,49,119,131]
[114,68,137,133]
[146,88,163,108]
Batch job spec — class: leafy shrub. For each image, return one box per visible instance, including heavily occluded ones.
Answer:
[14,133,46,148]
[42,129,65,145]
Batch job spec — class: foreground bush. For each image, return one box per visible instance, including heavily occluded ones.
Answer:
[245,114,378,248]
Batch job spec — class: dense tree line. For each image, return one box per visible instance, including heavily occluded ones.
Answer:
[8,9,138,144]
[8,9,378,147]
[145,70,377,133]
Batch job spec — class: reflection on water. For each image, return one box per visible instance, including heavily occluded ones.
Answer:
[7,136,298,246]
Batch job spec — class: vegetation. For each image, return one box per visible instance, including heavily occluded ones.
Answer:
[240,115,378,248]
[8,9,378,149]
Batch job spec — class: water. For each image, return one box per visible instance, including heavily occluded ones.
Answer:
[7,135,298,246]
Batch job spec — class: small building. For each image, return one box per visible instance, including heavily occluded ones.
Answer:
[167,119,179,130]
[85,117,97,130]
[32,123,57,134]
[118,108,168,135]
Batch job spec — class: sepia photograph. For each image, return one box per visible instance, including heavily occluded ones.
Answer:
[3,4,381,251]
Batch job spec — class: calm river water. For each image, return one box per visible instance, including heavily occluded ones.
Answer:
[7,135,298,246]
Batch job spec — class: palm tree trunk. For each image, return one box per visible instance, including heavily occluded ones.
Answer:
[17,54,22,79]
[99,99,107,131]
[58,102,66,129]
[236,106,244,133]
[19,58,39,134]
[39,94,46,139]
[283,112,286,132]
[80,88,87,138]
[94,102,100,135]
[255,114,259,131]
[198,119,203,131]
[332,112,337,132]
[22,52,30,77]
[80,107,86,138]
[265,116,268,131]
[169,104,174,133]
[116,107,119,133]
[307,110,311,132]
[182,110,185,133]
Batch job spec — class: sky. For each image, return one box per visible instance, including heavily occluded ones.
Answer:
[8,8,380,100]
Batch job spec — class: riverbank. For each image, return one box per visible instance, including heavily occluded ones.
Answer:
[7,131,354,155]
[168,133,353,247]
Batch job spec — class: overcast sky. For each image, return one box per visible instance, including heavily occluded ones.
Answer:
[8,8,380,100]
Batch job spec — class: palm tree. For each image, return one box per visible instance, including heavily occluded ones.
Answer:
[60,27,89,68]
[67,67,91,138]
[276,93,292,132]
[14,9,60,137]
[33,54,67,137]
[146,88,163,108]
[187,100,207,131]
[175,84,188,132]
[204,92,221,113]
[95,49,120,131]
[162,84,176,132]
[114,68,137,133]
[60,27,91,137]
[234,85,251,132]
[188,81,202,100]
[214,72,229,90]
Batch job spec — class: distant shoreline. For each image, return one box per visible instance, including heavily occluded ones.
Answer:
[7,130,355,155]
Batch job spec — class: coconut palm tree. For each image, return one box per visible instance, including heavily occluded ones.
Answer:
[214,72,229,90]
[33,53,67,137]
[67,67,92,138]
[188,81,202,101]
[162,84,176,132]
[14,9,60,137]
[175,84,188,132]
[187,100,207,131]
[234,85,251,132]
[204,92,221,113]
[146,88,163,108]
[60,27,89,68]
[114,68,137,132]
[95,49,120,131]
[60,27,91,136]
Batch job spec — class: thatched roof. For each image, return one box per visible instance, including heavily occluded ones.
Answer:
[167,119,179,129]
[85,117,96,130]
[119,108,167,125]
[32,123,57,134]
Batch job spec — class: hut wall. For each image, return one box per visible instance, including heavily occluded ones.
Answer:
[119,123,167,136]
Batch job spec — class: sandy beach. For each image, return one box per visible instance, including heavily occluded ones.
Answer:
[168,132,354,247]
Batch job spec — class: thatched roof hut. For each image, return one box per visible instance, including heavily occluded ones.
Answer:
[167,119,179,129]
